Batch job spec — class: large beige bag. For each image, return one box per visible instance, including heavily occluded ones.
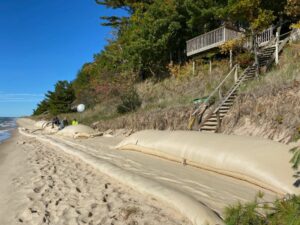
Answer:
[117,130,299,195]
[57,124,95,138]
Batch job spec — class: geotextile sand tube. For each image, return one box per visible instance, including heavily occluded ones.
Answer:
[117,130,300,196]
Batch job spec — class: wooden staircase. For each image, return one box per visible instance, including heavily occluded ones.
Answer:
[258,46,276,67]
[194,33,291,132]
[199,65,257,132]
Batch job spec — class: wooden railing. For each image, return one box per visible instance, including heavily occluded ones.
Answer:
[256,26,274,46]
[187,26,276,57]
[190,64,239,117]
[186,26,241,56]
[198,64,254,130]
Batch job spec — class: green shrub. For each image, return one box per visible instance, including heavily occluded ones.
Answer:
[225,193,300,225]
[236,52,254,68]
[117,89,142,114]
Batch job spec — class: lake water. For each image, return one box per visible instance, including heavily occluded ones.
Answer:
[0,117,17,143]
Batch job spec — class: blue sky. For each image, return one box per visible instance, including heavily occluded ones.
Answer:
[0,0,125,117]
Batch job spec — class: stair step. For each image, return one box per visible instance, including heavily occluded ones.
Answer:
[210,113,227,118]
[259,55,272,58]
[260,51,272,54]
[258,50,274,55]
[208,115,225,120]
[222,102,234,106]
[201,124,217,130]
[201,128,217,131]
[202,122,218,126]
[220,105,231,111]
[261,50,274,53]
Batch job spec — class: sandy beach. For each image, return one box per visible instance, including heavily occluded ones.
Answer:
[1,118,296,225]
[0,123,191,225]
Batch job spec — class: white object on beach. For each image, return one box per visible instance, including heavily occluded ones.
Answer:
[77,104,85,113]
[117,130,300,196]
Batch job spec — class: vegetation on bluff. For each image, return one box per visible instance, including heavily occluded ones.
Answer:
[33,0,300,116]
[31,1,300,224]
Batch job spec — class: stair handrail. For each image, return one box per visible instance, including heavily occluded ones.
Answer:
[198,64,254,129]
[265,31,291,70]
[214,65,253,113]
[191,64,239,117]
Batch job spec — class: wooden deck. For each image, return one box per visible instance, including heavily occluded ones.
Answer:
[186,26,241,57]
[186,26,275,57]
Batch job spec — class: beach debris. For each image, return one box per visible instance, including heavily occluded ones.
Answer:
[17,140,26,145]
[119,207,139,220]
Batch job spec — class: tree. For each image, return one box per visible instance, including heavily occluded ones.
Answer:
[225,0,275,33]
[33,99,50,116]
[224,0,276,65]
[96,0,153,28]
[46,81,75,115]
[184,0,227,36]
[285,0,300,25]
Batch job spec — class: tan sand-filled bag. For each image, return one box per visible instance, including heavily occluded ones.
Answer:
[33,120,58,134]
[34,120,49,129]
[57,124,96,138]
[117,130,299,195]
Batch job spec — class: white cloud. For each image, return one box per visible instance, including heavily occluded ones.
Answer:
[0,93,44,103]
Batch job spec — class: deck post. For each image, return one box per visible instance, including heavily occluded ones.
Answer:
[218,87,222,101]
[234,65,238,83]
[209,60,212,75]
[192,60,196,76]
[275,31,279,65]
[230,50,233,69]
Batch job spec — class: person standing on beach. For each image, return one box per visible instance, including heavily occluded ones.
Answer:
[72,119,78,126]
[52,116,60,128]
[59,117,69,130]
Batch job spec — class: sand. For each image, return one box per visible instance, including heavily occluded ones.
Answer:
[0,132,32,225]
[9,119,298,225]
[12,118,293,225]
[0,121,191,225]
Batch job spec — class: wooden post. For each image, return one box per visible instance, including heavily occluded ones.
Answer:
[229,50,233,69]
[209,60,212,75]
[234,65,238,83]
[216,110,221,133]
[275,31,279,65]
[218,88,222,101]
[192,60,195,76]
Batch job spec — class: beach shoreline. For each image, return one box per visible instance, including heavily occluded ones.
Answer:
[0,130,31,225]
